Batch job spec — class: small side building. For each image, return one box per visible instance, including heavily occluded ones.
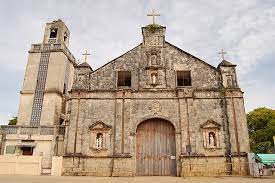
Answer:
[0,19,76,174]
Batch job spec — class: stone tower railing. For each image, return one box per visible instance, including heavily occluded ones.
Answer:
[0,125,65,135]
[29,43,76,64]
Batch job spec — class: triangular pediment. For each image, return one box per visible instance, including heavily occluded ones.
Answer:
[89,121,112,131]
[91,42,217,75]
[165,42,217,70]
[200,120,221,129]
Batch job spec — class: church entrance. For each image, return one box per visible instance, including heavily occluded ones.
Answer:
[136,118,176,176]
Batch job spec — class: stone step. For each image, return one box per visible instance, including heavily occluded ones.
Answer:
[41,168,51,175]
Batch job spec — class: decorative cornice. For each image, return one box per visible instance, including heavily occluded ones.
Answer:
[200,120,221,129]
[28,43,77,66]
[89,121,112,131]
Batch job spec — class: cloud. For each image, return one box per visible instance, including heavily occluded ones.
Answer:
[0,0,274,123]
[218,2,275,74]
[0,112,13,125]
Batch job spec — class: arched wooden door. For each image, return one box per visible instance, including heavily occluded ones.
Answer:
[136,118,176,176]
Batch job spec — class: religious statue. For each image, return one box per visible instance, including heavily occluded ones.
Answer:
[150,54,157,65]
[152,73,157,84]
[96,133,103,148]
[209,133,216,147]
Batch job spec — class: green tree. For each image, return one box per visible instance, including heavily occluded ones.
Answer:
[247,107,275,153]
[8,116,17,125]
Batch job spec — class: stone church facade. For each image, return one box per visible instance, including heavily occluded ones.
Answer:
[0,19,250,176]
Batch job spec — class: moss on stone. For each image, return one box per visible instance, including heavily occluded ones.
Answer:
[146,24,161,33]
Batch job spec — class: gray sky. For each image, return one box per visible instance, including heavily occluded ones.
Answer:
[0,0,274,124]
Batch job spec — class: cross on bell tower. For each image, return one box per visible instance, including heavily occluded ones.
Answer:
[147,9,160,24]
[82,50,91,62]
[218,49,227,60]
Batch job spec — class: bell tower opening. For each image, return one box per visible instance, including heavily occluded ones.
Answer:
[43,19,70,46]
[49,28,58,38]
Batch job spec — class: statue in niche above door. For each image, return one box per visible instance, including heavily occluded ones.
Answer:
[150,54,157,65]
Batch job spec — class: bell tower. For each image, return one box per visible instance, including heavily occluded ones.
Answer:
[42,19,70,46]
[218,60,239,88]
[17,19,76,126]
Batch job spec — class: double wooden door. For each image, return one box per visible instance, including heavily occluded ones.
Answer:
[136,118,176,176]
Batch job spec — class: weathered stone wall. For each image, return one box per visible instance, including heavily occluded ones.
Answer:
[225,91,250,154]
[63,156,133,176]
[181,156,249,177]
[89,45,141,91]
[65,90,245,175]
[88,42,220,91]
[188,97,225,155]
[66,89,250,157]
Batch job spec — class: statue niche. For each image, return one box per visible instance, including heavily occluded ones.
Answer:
[89,121,112,153]
[200,120,221,149]
[145,49,163,87]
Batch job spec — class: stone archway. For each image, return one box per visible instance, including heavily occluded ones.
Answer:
[136,118,176,176]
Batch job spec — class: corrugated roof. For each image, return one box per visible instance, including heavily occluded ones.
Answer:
[256,154,275,165]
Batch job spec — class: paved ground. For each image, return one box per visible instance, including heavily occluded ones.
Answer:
[0,175,274,183]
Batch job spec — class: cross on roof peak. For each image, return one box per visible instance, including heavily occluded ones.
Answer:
[82,50,91,62]
[218,49,227,60]
[147,9,160,24]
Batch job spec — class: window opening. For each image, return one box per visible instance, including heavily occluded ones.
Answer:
[177,71,191,86]
[117,71,131,87]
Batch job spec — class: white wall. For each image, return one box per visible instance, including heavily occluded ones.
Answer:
[51,156,63,176]
[0,155,42,175]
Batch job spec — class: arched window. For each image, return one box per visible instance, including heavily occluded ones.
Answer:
[95,133,103,148]
[50,28,58,38]
[208,132,216,147]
